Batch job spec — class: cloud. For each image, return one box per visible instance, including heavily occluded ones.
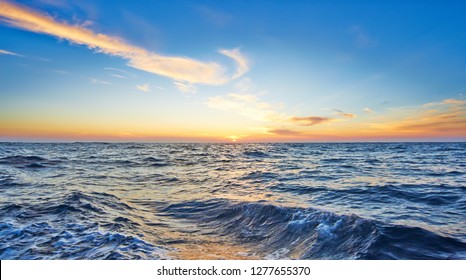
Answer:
[109,73,125,79]
[136,83,150,92]
[174,81,197,94]
[104,67,137,78]
[364,107,374,113]
[0,49,23,56]
[289,116,334,126]
[267,128,302,136]
[369,98,466,135]
[397,118,466,132]
[207,78,336,128]
[422,98,466,110]
[334,110,357,118]
[90,78,111,85]
[218,48,250,80]
[207,93,284,122]
[0,1,249,85]
[442,99,466,106]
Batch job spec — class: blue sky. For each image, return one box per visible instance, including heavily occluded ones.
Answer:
[0,0,465,141]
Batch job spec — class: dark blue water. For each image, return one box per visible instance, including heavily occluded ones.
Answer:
[0,143,465,259]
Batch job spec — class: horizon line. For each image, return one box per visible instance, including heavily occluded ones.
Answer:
[1,140,465,144]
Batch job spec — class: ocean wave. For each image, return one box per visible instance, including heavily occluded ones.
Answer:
[0,155,61,168]
[0,155,47,164]
[243,150,270,158]
[157,199,466,259]
[0,222,164,259]
[271,183,465,207]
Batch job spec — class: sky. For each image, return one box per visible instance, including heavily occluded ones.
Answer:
[0,0,465,142]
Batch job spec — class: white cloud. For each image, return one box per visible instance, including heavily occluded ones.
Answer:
[218,48,250,80]
[136,83,150,92]
[104,67,137,78]
[173,81,197,94]
[206,93,283,122]
[364,107,374,113]
[0,1,249,85]
[0,49,23,56]
[90,78,111,85]
[109,73,125,79]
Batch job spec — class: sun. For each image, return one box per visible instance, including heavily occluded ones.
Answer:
[227,135,240,142]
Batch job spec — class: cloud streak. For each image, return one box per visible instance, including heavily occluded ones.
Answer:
[267,128,302,136]
[104,67,137,78]
[0,1,249,85]
[395,98,466,133]
[334,110,357,118]
[289,116,334,126]
[365,98,466,137]
[90,78,111,85]
[0,49,22,56]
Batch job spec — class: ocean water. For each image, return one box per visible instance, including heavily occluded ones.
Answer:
[0,142,465,260]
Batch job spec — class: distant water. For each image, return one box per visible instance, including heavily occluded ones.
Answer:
[0,142,465,260]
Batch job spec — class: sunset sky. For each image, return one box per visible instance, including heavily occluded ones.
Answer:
[1,0,465,142]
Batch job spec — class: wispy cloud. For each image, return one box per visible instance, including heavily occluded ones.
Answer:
[207,78,340,132]
[397,98,466,133]
[136,83,150,92]
[267,128,302,136]
[0,1,249,85]
[218,48,250,80]
[104,67,137,78]
[207,93,284,121]
[334,110,357,118]
[289,116,334,126]
[364,107,374,113]
[174,81,197,94]
[442,99,466,105]
[0,49,23,56]
[90,78,111,85]
[109,73,125,79]
[367,98,466,135]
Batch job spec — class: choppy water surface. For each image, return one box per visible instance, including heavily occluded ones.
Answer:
[0,143,465,259]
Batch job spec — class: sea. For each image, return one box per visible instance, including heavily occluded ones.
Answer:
[0,142,465,260]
